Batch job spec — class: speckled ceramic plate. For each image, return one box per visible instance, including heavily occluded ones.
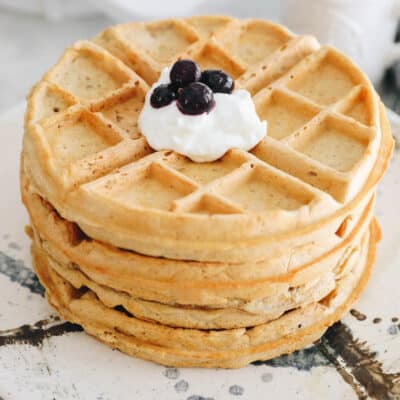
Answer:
[0,104,399,400]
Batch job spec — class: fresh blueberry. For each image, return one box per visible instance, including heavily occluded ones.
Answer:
[177,82,214,115]
[200,70,234,94]
[150,84,177,108]
[170,60,201,88]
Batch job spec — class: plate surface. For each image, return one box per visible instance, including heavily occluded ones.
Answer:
[0,104,399,400]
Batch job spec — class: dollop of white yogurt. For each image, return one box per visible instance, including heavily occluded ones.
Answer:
[138,67,267,162]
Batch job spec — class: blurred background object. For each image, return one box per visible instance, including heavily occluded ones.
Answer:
[0,0,280,21]
[0,0,399,112]
[281,0,400,85]
[0,0,95,19]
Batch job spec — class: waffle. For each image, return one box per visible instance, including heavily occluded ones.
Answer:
[25,181,372,329]
[20,16,393,368]
[22,16,392,262]
[31,220,377,368]
[22,178,373,313]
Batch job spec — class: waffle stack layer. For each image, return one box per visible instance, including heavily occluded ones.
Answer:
[21,16,393,368]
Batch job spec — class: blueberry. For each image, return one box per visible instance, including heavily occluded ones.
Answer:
[150,84,177,108]
[177,82,214,115]
[200,70,234,94]
[170,60,201,88]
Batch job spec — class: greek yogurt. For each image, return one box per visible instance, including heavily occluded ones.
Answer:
[138,67,267,162]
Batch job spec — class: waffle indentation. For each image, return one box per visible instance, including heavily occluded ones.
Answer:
[287,51,358,106]
[293,117,369,172]
[257,90,319,140]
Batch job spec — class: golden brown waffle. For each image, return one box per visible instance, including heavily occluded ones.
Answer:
[26,182,372,329]
[21,16,394,368]
[22,178,373,313]
[22,16,393,262]
[32,227,366,330]
[31,220,377,368]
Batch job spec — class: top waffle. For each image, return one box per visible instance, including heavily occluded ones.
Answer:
[22,16,392,262]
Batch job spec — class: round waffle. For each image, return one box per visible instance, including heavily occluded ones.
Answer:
[23,177,373,314]
[27,187,371,329]
[31,220,378,368]
[22,16,393,262]
[20,16,393,368]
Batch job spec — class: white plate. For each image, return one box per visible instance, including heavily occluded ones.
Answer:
[0,104,399,400]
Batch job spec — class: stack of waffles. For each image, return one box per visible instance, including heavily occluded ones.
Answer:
[21,16,393,368]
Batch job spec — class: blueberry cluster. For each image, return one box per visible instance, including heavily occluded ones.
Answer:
[150,60,234,115]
